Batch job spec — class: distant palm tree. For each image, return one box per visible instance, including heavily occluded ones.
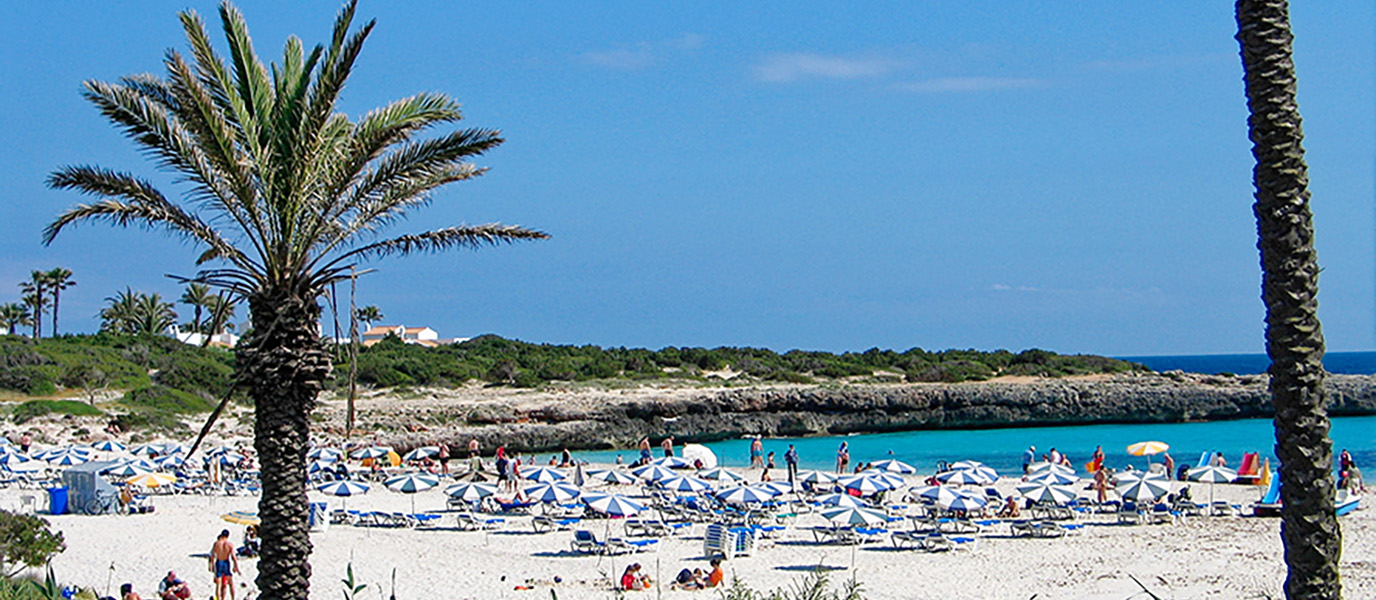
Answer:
[45,268,75,337]
[18,271,47,338]
[43,3,546,599]
[99,288,177,335]
[0,303,30,335]
[180,282,215,334]
[1236,1,1339,598]
[354,305,382,331]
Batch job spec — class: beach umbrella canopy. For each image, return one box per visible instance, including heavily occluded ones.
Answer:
[859,471,907,489]
[307,460,337,474]
[221,511,260,526]
[1127,441,1170,457]
[521,467,568,483]
[589,469,639,485]
[938,493,988,512]
[402,446,439,462]
[949,460,988,471]
[92,440,125,453]
[3,459,44,473]
[126,472,177,487]
[697,468,746,483]
[1119,474,1171,502]
[798,471,839,487]
[1026,470,1079,486]
[1028,462,1076,476]
[838,475,890,496]
[161,444,190,455]
[716,485,777,504]
[631,464,678,482]
[205,452,246,467]
[307,447,343,462]
[318,480,372,497]
[582,492,647,517]
[154,454,185,469]
[681,444,717,469]
[445,482,497,502]
[524,482,581,504]
[0,452,33,465]
[868,459,918,474]
[1112,470,1148,486]
[46,452,90,466]
[821,506,888,526]
[129,443,164,457]
[651,456,694,469]
[935,469,991,486]
[909,485,968,506]
[386,473,440,494]
[1187,465,1238,484]
[814,493,873,509]
[755,480,799,496]
[658,475,713,493]
[351,446,393,460]
[1016,481,1078,505]
[103,462,152,478]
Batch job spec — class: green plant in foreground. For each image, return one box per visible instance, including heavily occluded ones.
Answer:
[717,569,864,600]
[0,512,65,579]
[341,563,367,600]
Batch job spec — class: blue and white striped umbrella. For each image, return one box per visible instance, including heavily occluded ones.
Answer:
[859,470,907,489]
[949,460,988,471]
[755,480,799,496]
[1186,465,1238,484]
[307,460,336,474]
[582,492,647,517]
[909,485,967,505]
[651,456,694,469]
[1029,462,1076,476]
[697,468,746,483]
[317,480,372,496]
[386,473,440,494]
[658,475,712,493]
[814,493,873,509]
[445,482,498,502]
[46,451,90,466]
[92,440,125,453]
[798,471,839,486]
[351,446,393,460]
[838,475,890,496]
[1027,470,1079,486]
[1118,473,1171,502]
[161,444,189,455]
[102,462,152,477]
[716,485,777,504]
[205,452,245,467]
[524,482,582,504]
[821,506,889,526]
[631,464,678,482]
[154,454,185,469]
[3,459,44,473]
[521,467,567,483]
[0,453,34,466]
[936,469,991,486]
[307,447,343,462]
[938,492,987,512]
[589,469,639,485]
[129,444,164,457]
[953,463,999,482]
[402,446,438,462]
[1016,481,1077,505]
[868,459,918,474]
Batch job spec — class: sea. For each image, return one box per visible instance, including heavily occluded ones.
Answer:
[570,352,1376,476]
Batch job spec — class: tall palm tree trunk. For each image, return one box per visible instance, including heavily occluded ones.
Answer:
[1235,2,1340,598]
[238,290,332,600]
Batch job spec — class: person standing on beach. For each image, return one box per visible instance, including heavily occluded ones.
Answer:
[750,436,764,468]
[1093,467,1110,503]
[836,442,849,474]
[1091,446,1105,472]
[661,436,674,458]
[18,432,30,454]
[784,444,799,484]
[1162,451,1175,480]
[209,529,239,600]
[436,441,450,475]
[1022,446,1036,474]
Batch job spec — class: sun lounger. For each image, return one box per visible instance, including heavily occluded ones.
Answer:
[704,523,755,558]
[936,518,982,534]
[571,530,606,554]
[496,500,538,515]
[409,513,443,528]
[1210,501,1239,517]
[608,537,660,553]
[532,516,581,533]
[1115,502,1145,526]
[455,513,504,531]
[1148,504,1180,524]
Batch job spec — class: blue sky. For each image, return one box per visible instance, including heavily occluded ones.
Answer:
[1,2,1371,357]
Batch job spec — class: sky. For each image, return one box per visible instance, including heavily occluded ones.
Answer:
[0,2,1372,357]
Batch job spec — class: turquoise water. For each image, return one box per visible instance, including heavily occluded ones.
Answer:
[572,415,1376,476]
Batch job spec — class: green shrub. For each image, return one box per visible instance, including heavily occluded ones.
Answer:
[11,400,103,424]
[153,354,233,398]
[0,511,66,578]
[112,410,187,434]
[121,384,214,414]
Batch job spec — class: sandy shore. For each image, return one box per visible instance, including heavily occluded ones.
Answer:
[9,465,1373,600]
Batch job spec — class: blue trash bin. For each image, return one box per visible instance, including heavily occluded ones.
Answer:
[47,487,69,515]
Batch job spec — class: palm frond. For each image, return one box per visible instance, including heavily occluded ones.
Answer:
[318,224,548,277]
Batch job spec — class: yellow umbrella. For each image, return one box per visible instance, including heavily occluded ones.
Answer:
[126,472,178,487]
[221,511,260,526]
[1126,441,1169,456]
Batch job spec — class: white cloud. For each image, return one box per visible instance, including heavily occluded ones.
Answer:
[753,53,898,83]
[895,76,1043,94]
[581,33,706,71]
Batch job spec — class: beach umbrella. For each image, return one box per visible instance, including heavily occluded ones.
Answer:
[938,492,987,512]
[716,485,777,504]
[658,475,713,493]
[307,447,343,462]
[1016,481,1077,505]
[154,454,185,470]
[1187,465,1238,507]
[814,493,873,509]
[1127,441,1170,464]
[697,468,747,484]
[129,443,163,457]
[909,485,968,506]
[1028,462,1076,476]
[307,460,337,475]
[859,470,907,488]
[957,464,1000,483]
[524,482,581,504]
[821,506,888,527]
[46,452,90,466]
[402,446,439,462]
[651,456,694,469]
[1112,470,1147,486]
[126,472,177,488]
[386,473,440,494]
[92,440,125,453]
[631,464,677,482]
[61,445,95,457]
[317,480,371,511]
[1026,470,1079,486]
[838,475,889,496]
[521,467,568,483]
[868,459,917,474]
[573,464,586,487]
[221,511,260,526]
[1119,473,1171,502]
[103,462,152,478]
[755,480,799,496]
[3,459,44,474]
[351,446,393,460]
[445,482,498,502]
[681,444,717,469]
[161,444,190,455]
[205,452,246,467]
[581,492,647,517]
[0,452,33,465]
[798,471,839,487]
[589,469,639,485]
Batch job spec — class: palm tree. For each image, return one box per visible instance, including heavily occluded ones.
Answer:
[354,305,382,331]
[0,303,30,335]
[99,288,178,335]
[18,271,47,338]
[45,268,75,337]
[98,288,140,334]
[44,4,546,599]
[1236,1,1340,598]
[180,282,215,334]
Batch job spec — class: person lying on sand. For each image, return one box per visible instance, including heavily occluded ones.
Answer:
[670,568,706,591]
[620,563,651,591]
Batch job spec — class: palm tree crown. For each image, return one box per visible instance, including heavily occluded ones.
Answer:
[45,268,75,337]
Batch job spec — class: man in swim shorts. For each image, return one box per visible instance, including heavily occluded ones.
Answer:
[209,529,239,600]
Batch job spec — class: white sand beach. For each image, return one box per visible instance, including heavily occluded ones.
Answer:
[10,467,1374,600]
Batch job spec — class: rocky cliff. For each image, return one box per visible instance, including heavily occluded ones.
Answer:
[329,372,1376,453]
